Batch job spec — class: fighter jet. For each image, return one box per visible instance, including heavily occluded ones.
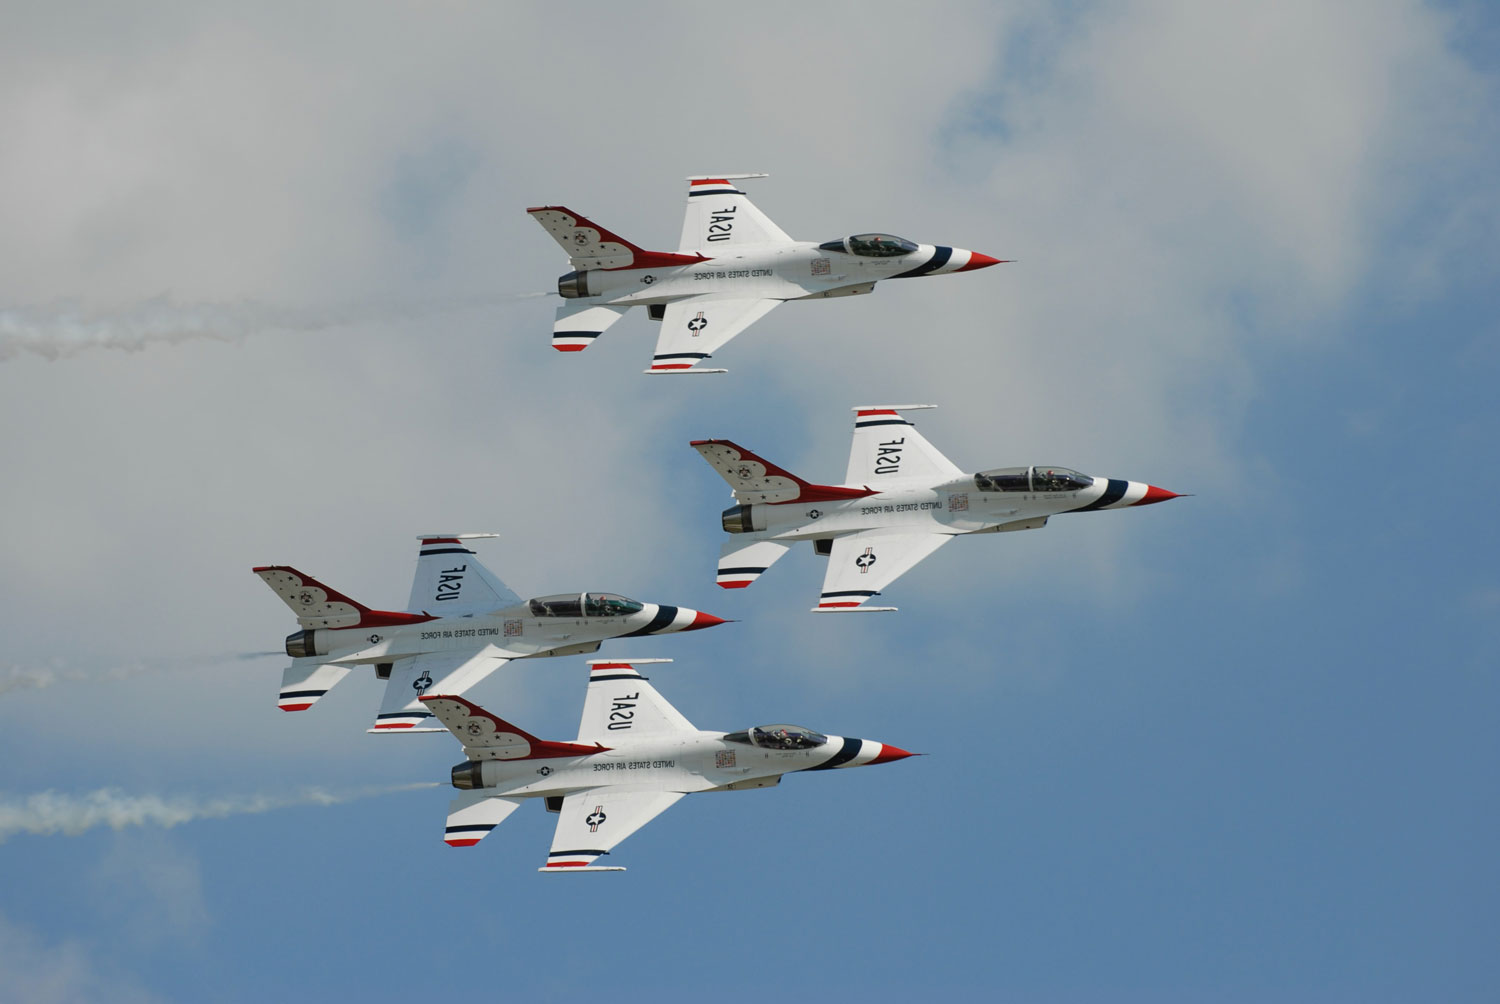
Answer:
[425,658,915,871]
[528,174,1004,374]
[252,534,726,732]
[692,406,1182,611]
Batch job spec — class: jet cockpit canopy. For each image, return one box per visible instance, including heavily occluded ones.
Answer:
[526,593,645,618]
[974,466,1093,494]
[817,233,919,258]
[723,724,828,750]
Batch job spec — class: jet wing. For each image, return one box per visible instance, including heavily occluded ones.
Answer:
[679,175,790,253]
[815,530,955,612]
[444,791,526,847]
[647,295,779,374]
[407,536,521,616]
[845,405,963,486]
[541,788,686,872]
[578,660,694,738]
[370,649,511,732]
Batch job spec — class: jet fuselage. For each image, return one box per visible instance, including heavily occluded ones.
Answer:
[724,472,1175,543]
[450,727,906,801]
[285,597,721,667]
[560,240,991,308]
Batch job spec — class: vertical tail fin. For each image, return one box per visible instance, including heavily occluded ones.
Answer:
[690,439,876,504]
[528,206,707,270]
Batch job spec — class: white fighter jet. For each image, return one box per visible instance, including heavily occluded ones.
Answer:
[528,174,1004,374]
[425,658,915,871]
[692,406,1183,611]
[252,535,726,732]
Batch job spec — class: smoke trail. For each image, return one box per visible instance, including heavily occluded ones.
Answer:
[0,651,281,698]
[0,662,156,697]
[0,292,551,362]
[0,783,441,843]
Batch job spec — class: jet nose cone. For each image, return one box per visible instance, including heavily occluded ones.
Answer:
[867,743,918,765]
[957,251,1006,272]
[1134,485,1182,506]
[683,610,729,631]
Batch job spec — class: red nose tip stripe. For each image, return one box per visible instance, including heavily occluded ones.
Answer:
[686,611,729,630]
[957,252,1007,272]
[868,744,917,765]
[1133,485,1181,506]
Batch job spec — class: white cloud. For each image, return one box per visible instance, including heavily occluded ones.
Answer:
[0,911,163,1004]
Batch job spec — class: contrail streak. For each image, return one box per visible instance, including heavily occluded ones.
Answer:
[0,292,551,362]
[0,651,281,698]
[0,783,440,843]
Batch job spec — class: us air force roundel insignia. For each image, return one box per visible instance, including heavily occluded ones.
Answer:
[687,312,708,334]
[536,765,553,777]
[586,807,607,831]
[413,670,434,694]
[855,547,877,572]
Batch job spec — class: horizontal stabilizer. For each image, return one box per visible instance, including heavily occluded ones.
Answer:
[553,302,629,353]
[278,659,352,712]
[444,791,525,848]
[716,538,791,589]
[691,440,875,505]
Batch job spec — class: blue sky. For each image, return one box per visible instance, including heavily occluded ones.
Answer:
[1,2,1496,1001]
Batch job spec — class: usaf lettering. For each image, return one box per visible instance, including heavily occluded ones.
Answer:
[705,205,737,242]
[607,692,640,730]
[874,438,905,475]
[433,564,466,601]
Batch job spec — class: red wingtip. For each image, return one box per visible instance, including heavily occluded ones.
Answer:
[718,581,751,589]
[686,610,729,630]
[868,744,918,765]
[1134,485,1181,506]
[554,344,587,352]
[958,252,1006,271]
